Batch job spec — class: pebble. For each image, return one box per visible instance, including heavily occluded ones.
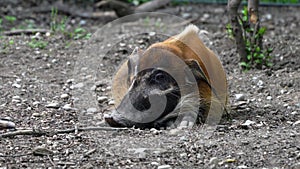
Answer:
[157,165,171,169]
[32,112,42,117]
[149,32,156,36]
[119,43,126,47]
[62,104,73,110]
[169,128,182,135]
[87,107,97,113]
[97,96,108,103]
[151,162,159,166]
[66,79,74,83]
[293,120,300,126]
[108,100,115,105]
[12,99,21,103]
[242,120,256,126]
[237,165,248,169]
[235,93,245,101]
[72,83,84,89]
[179,136,188,141]
[180,153,187,157]
[266,96,272,100]
[257,80,264,86]
[12,96,21,100]
[12,83,21,88]
[60,94,69,99]
[32,101,40,106]
[45,102,60,109]
[208,157,219,167]
[150,128,160,134]
[0,119,15,129]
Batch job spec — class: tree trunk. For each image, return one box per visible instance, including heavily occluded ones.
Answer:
[227,0,247,63]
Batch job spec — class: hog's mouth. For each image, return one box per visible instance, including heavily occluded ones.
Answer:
[104,112,159,129]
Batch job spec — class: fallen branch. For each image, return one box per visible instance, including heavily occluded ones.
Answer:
[2,29,51,36]
[96,0,171,17]
[135,0,171,12]
[0,126,128,138]
[28,1,116,19]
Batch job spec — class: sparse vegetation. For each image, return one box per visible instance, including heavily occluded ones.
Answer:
[28,39,48,49]
[4,16,16,23]
[227,2,273,70]
[50,8,67,32]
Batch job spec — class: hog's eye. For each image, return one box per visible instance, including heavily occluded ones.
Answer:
[149,72,166,85]
[155,73,165,82]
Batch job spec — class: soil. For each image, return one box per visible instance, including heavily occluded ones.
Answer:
[0,2,299,169]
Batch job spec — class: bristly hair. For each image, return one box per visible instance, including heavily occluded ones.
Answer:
[173,24,200,42]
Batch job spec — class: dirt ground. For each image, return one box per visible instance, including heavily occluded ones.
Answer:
[0,1,299,169]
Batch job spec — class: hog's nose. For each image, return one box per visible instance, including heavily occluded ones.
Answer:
[104,112,123,127]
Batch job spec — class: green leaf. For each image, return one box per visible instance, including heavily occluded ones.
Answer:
[258,27,266,35]
[5,16,16,22]
[255,46,260,52]
[266,62,273,67]
[255,59,262,64]
[258,53,265,59]
[247,54,252,60]
[74,28,85,34]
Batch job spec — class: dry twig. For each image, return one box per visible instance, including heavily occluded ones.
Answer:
[2,29,51,36]
[0,126,128,138]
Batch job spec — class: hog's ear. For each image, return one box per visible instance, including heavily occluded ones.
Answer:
[127,47,141,84]
[184,59,210,85]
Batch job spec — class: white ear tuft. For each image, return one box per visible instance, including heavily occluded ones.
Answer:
[173,24,200,42]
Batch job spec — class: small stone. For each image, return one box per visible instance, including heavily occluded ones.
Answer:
[0,119,15,129]
[182,13,191,19]
[257,80,264,86]
[45,32,51,36]
[12,83,21,88]
[169,128,182,135]
[60,94,69,99]
[32,113,42,117]
[208,157,219,166]
[150,128,159,134]
[237,165,248,169]
[119,43,126,47]
[266,96,272,100]
[45,102,60,109]
[180,153,187,157]
[97,96,108,103]
[108,100,115,105]
[242,120,255,126]
[87,107,97,113]
[12,99,21,103]
[66,79,74,83]
[293,120,300,126]
[79,20,86,26]
[51,59,58,63]
[179,136,187,141]
[72,83,84,89]
[62,104,73,110]
[32,146,54,156]
[32,101,40,106]
[235,94,245,101]
[151,162,159,166]
[149,32,156,36]
[12,96,21,100]
[157,165,171,169]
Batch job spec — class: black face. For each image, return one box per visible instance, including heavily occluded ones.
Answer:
[106,68,181,129]
[129,68,180,117]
